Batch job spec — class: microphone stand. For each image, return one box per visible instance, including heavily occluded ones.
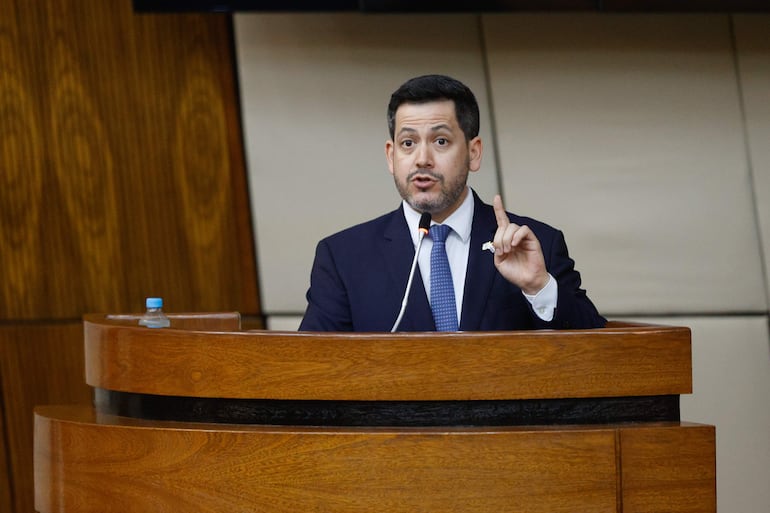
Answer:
[391,212,431,332]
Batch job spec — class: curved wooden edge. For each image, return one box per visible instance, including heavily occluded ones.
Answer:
[84,314,692,401]
[101,312,241,331]
[34,405,715,513]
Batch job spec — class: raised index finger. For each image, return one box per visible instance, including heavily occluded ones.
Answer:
[493,194,509,228]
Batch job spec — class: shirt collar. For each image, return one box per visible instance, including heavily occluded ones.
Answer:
[403,187,474,246]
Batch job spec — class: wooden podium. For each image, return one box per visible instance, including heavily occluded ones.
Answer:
[34,315,715,513]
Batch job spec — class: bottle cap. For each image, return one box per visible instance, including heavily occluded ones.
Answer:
[145,297,163,309]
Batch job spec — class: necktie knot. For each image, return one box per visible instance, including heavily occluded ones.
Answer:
[429,224,452,243]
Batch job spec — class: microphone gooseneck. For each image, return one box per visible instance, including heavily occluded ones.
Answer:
[391,212,432,332]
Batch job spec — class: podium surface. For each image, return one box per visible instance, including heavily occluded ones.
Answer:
[34,315,716,512]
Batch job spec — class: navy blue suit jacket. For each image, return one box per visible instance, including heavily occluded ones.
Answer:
[300,192,605,331]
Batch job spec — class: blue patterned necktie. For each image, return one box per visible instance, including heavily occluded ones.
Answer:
[429,224,458,331]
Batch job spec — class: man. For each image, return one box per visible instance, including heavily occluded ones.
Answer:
[300,74,605,332]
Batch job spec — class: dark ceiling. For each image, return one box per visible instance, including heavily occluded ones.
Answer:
[133,1,770,14]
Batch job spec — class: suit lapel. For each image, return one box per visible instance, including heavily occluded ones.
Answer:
[380,208,435,331]
[459,193,498,331]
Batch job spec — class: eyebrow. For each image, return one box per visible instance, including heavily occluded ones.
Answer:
[397,124,453,136]
[430,124,452,132]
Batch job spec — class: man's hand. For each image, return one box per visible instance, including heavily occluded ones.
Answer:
[492,194,550,295]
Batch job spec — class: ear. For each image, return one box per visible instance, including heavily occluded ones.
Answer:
[385,139,395,175]
[468,136,483,172]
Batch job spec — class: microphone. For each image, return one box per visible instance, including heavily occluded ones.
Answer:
[391,212,432,332]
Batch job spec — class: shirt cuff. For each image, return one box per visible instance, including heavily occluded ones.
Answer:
[522,274,557,322]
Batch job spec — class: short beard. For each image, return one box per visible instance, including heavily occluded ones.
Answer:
[395,165,469,215]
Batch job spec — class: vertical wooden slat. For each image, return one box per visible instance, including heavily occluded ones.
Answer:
[0,0,46,320]
[219,16,261,312]
[43,0,128,316]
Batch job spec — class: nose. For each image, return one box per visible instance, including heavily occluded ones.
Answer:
[415,143,433,169]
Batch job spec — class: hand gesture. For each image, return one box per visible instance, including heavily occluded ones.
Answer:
[492,195,550,295]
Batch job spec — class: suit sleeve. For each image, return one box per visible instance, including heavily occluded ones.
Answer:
[533,229,606,329]
[298,240,354,331]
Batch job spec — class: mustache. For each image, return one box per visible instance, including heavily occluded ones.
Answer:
[407,170,443,182]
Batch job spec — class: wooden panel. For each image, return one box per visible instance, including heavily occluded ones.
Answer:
[0,323,92,513]
[620,423,716,513]
[35,405,619,513]
[0,0,259,320]
[85,317,692,400]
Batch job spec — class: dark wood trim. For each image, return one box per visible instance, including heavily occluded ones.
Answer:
[95,389,680,426]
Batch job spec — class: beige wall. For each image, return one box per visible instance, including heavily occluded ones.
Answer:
[235,13,770,512]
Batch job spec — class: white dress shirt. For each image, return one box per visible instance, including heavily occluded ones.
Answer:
[402,188,557,323]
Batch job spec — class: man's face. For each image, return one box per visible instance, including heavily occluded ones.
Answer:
[386,100,482,223]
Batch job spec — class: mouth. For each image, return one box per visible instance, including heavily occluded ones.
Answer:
[409,171,441,190]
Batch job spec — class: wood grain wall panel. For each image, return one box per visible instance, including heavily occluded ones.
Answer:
[0,1,259,511]
[0,0,259,319]
[0,0,46,320]
[0,322,92,513]
[125,12,256,314]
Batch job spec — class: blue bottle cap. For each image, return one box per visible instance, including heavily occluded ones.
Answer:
[146,297,163,309]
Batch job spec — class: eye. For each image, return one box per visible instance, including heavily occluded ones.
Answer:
[400,139,414,149]
[435,137,448,146]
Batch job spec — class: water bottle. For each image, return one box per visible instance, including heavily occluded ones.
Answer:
[138,297,171,328]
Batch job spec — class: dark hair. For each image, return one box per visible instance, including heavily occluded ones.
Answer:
[387,74,480,142]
